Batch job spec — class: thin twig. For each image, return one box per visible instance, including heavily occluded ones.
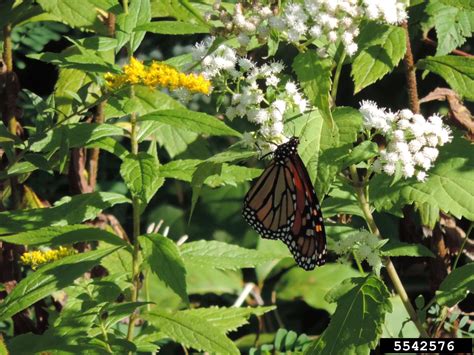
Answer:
[422,36,473,58]
[453,222,473,270]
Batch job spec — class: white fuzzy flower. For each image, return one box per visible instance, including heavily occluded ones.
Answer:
[408,139,423,153]
[270,121,284,135]
[272,99,287,114]
[285,81,298,95]
[426,134,439,147]
[393,130,405,142]
[328,31,338,42]
[270,61,284,73]
[428,113,443,127]
[438,127,452,145]
[309,25,322,37]
[385,152,399,164]
[342,32,354,46]
[402,163,415,178]
[416,171,427,182]
[409,122,426,138]
[399,109,413,120]
[346,43,358,56]
[383,163,396,175]
[260,6,273,19]
[397,118,410,129]
[422,147,439,162]
[238,58,254,71]
[296,97,308,113]
[266,75,280,87]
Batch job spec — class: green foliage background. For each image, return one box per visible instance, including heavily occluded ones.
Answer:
[0,0,473,354]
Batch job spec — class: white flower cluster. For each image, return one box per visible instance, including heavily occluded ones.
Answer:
[333,230,387,274]
[270,0,407,56]
[192,38,309,149]
[333,230,384,274]
[359,101,453,182]
[208,1,274,49]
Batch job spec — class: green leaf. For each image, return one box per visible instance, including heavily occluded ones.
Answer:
[293,51,333,125]
[100,242,133,277]
[382,296,420,338]
[370,134,474,227]
[159,159,261,187]
[135,21,209,34]
[29,123,125,153]
[381,241,435,257]
[322,198,364,218]
[86,137,129,160]
[103,302,149,329]
[105,84,183,119]
[76,36,118,51]
[186,266,242,295]
[343,141,379,168]
[436,263,474,307]
[28,50,117,73]
[440,0,474,10]
[276,264,360,313]
[0,225,126,247]
[352,23,407,93]
[0,246,122,321]
[181,306,275,333]
[120,152,164,211]
[0,192,130,234]
[286,107,363,197]
[426,0,474,56]
[189,162,222,221]
[305,275,392,354]
[54,68,98,123]
[139,234,188,303]
[143,310,239,355]
[181,240,284,271]
[140,109,241,137]
[417,56,474,100]
[116,0,151,52]
[36,0,103,30]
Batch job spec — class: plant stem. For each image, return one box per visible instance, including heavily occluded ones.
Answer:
[452,222,473,270]
[126,95,141,343]
[121,0,142,343]
[330,49,346,106]
[352,251,365,274]
[349,165,429,337]
[99,317,114,354]
[401,21,420,114]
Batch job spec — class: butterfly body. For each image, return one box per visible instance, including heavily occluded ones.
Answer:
[243,137,326,270]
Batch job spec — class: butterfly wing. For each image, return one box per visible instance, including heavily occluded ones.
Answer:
[280,154,326,270]
[243,161,296,240]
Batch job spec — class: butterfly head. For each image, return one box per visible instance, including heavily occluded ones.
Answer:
[274,136,300,163]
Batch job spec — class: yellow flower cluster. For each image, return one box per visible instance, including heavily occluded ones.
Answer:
[105,57,211,95]
[20,246,76,270]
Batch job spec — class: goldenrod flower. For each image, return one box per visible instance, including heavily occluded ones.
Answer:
[105,57,211,95]
[20,246,76,270]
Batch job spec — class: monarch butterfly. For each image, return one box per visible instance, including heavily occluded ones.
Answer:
[242,137,326,270]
